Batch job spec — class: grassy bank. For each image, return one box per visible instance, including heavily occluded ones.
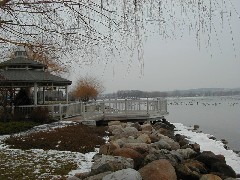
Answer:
[0,122,107,179]
[5,124,107,153]
[0,121,41,135]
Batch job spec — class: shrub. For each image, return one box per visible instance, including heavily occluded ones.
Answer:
[29,107,52,123]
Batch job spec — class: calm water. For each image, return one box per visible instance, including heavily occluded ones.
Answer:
[166,96,240,151]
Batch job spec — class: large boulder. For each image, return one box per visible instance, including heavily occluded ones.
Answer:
[113,148,144,169]
[152,134,180,150]
[112,139,125,148]
[141,124,152,132]
[152,139,171,150]
[175,159,208,180]
[123,143,150,154]
[120,136,140,144]
[175,134,186,142]
[176,148,197,159]
[99,142,120,155]
[139,159,177,180]
[123,127,139,134]
[195,151,226,168]
[113,127,139,139]
[90,155,134,176]
[85,171,112,180]
[157,128,174,139]
[153,122,169,130]
[149,132,162,143]
[131,122,142,131]
[200,174,222,180]
[102,168,142,180]
[143,149,182,167]
[112,128,124,136]
[108,125,123,134]
[211,162,236,178]
[66,176,80,180]
[184,159,208,174]
[175,164,201,180]
[190,143,201,153]
[136,134,151,144]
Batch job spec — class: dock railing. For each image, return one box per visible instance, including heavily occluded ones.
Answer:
[11,98,168,121]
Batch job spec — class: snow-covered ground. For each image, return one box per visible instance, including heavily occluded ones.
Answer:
[174,123,240,175]
[0,121,98,179]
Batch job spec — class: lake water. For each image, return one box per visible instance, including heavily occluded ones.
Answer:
[166,96,240,151]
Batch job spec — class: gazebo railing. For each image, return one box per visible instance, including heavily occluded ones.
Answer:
[10,98,168,121]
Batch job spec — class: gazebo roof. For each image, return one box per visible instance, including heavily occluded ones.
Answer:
[0,70,71,87]
[0,57,47,69]
[0,51,72,87]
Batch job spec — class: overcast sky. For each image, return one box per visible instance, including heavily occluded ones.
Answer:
[68,1,240,93]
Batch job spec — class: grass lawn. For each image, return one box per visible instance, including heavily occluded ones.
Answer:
[0,121,41,135]
[0,122,107,179]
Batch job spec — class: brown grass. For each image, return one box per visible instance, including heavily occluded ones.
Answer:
[5,124,107,153]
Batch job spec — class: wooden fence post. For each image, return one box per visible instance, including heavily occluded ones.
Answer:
[125,99,127,116]
[59,103,62,121]
[147,98,149,114]
[157,98,160,112]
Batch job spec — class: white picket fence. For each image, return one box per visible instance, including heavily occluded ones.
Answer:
[13,98,168,121]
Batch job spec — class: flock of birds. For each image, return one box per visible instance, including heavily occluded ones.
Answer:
[168,100,239,107]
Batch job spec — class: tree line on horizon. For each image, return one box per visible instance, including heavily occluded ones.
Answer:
[102,89,240,99]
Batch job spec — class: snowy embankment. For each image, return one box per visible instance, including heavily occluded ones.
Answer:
[174,123,240,175]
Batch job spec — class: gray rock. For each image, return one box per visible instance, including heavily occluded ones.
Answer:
[86,171,112,180]
[123,143,149,154]
[175,164,200,180]
[102,168,142,180]
[152,139,171,150]
[199,174,222,180]
[141,124,152,132]
[90,155,134,176]
[136,133,151,144]
[99,142,120,155]
[108,125,123,134]
[139,159,177,180]
[176,148,197,159]
[112,127,124,136]
[131,122,142,131]
[195,151,226,168]
[66,176,80,180]
[143,149,180,167]
[153,122,168,130]
[211,162,236,178]
[193,125,200,130]
[123,127,139,137]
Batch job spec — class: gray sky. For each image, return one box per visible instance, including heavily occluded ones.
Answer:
[68,1,240,93]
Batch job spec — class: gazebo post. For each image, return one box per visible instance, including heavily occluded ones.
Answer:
[34,82,38,106]
[65,85,69,104]
[43,87,45,105]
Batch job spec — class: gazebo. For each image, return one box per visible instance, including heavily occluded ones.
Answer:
[0,50,72,106]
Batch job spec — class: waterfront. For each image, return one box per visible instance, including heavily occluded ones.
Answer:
[167,96,240,151]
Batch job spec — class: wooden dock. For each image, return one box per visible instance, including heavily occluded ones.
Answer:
[14,98,169,124]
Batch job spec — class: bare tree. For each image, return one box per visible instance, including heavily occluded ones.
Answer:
[71,76,104,102]
[0,0,239,66]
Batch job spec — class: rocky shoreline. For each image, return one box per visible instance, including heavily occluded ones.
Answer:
[68,119,239,180]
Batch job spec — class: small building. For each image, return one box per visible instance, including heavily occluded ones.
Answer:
[0,50,72,106]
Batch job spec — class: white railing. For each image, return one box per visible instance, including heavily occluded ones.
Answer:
[11,98,168,120]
